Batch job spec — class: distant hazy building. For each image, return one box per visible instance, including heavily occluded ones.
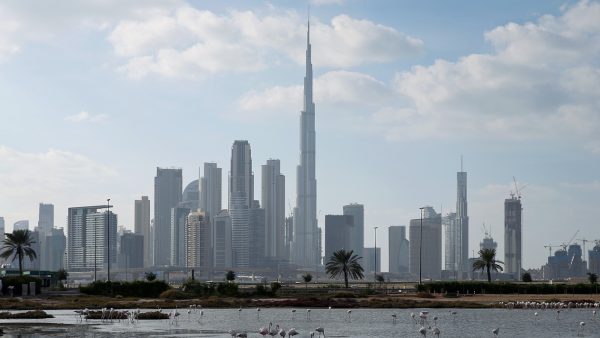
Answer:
[504,196,522,278]
[262,159,286,260]
[230,140,253,268]
[343,203,364,259]
[389,225,409,273]
[154,167,183,267]
[0,216,4,237]
[22,230,40,270]
[213,210,232,268]
[13,220,29,231]
[200,163,222,219]
[170,206,191,266]
[118,231,144,269]
[37,203,54,233]
[546,248,570,280]
[324,215,353,262]
[84,210,118,271]
[186,210,211,274]
[292,23,319,269]
[589,243,600,275]
[363,247,381,274]
[285,216,294,259]
[455,168,469,275]
[480,233,498,251]
[443,212,457,271]
[409,206,442,281]
[41,228,66,271]
[67,205,110,270]
[181,180,200,210]
[134,196,151,267]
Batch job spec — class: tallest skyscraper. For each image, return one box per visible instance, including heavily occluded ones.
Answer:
[292,21,319,268]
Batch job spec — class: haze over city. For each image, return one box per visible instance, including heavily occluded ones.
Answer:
[1,0,600,273]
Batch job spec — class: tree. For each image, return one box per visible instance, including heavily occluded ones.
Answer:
[225,270,236,283]
[472,248,504,283]
[145,272,157,282]
[325,249,364,288]
[522,272,532,283]
[375,274,385,287]
[588,272,598,285]
[0,230,37,276]
[57,269,69,285]
[301,273,313,289]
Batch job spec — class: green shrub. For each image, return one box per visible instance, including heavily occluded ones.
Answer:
[159,290,193,299]
[1,276,42,296]
[419,281,599,295]
[216,282,238,296]
[270,282,282,294]
[79,280,169,298]
[182,279,216,296]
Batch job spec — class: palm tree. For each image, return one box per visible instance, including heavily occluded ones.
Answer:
[225,270,236,283]
[588,272,598,285]
[0,230,37,276]
[301,273,313,290]
[472,248,504,283]
[325,249,364,288]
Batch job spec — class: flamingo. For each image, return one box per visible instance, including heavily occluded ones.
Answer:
[307,309,311,320]
[492,328,500,337]
[556,309,561,320]
[228,329,237,337]
[578,322,585,336]
[419,326,427,337]
[259,322,271,336]
[236,332,248,338]
[432,326,440,338]
[347,309,352,321]
[257,307,261,319]
[410,312,416,323]
[278,328,287,337]
[392,314,397,324]
[310,332,315,338]
[269,324,280,337]
[315,327,325,337]
[432,316,438,326]
[288,328,299,337]
[291,309,296,320]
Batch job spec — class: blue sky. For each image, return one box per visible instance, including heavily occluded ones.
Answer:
[1,0,599,271]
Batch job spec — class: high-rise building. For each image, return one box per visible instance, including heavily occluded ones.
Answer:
[480,233,498,251]
[409,206,442,281]
[41,228,66,271]
[154,168,182,267]
[343,203,364,259]
[388,225,409,274]
[324,215,353,262]
[37,203,54,233]
[23,230,41,271]
[455,166,469,275]
[363,247,381,274]
[0,216,4,238]
[285,216,294,259]
[443,212,457,271]
[249,201,266,267]
[13,220,29,231]
[589,243,600,275]
[181,180,200,210]
[170,206,191,266]
[67,205,110,270]
[134,196,151,267]
[504,196,522,278]
[292,21,319,268]
[200,163,222,219]
[84,210,118,271]
[262,159,286,260]
[213,210,232,268]
[230,140,254,268]
[186,210,211,274]
[118,231,144,269]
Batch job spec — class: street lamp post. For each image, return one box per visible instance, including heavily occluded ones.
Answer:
[107,198,111,282]
[374,226,378,282]
[419,207,424,285]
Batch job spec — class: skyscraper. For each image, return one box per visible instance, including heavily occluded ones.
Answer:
[37,203,54,233]
[409,206,442,281]
[42,228,66,271]
[13,220,29,231]
[343,203,364,258]
[388,225,409,274]
[181,180,200,210]
[363,247,381,274]
[84,210,117,271]
[67,205,110,270]
[324,215,353,263]
[134,196,151,267]
[443,212,457,271]
[293,21,319,268]
[504,196,522,278]
[213,210,232,268]
[249,201,266,267]
[170,206,191,266]
[0,216,4,238]
[229,140,253,268]
[118,231,144,269]
[200,163,222,220]
[186,210,211,274]
[455,165,469,276]
[262,159,286,260]
[154,168,182,267]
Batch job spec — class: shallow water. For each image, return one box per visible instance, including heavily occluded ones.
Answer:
[0,307,599,337]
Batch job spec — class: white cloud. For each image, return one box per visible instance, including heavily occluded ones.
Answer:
[108,7,423,78]
[0,146,117,229]
[236,70,392,120]
[373,0,600,146]
[65,111,108,123]
[311,0,345,5]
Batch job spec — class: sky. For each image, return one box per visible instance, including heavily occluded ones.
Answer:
[0,0,599,271]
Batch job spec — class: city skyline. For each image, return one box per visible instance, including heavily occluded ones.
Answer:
[1,1,600,271]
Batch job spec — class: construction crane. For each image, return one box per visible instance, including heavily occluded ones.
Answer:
[561,230,580,251]
[544,244,562,257]
[511,176,528,200]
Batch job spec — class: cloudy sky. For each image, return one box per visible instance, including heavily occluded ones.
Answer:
[1,0,599,271]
